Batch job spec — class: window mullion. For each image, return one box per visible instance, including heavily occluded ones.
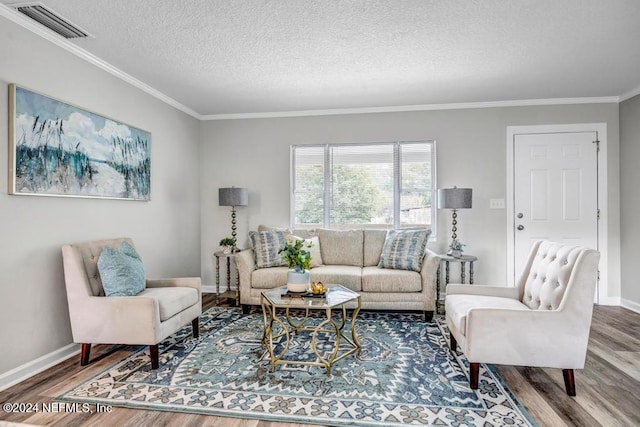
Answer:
[393,143,401,229]
[290,146,296,230]
[323,145,331,228]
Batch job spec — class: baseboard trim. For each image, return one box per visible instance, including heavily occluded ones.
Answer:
[202,285,236,294]
[621,298,640,314]
[598,296,621,306]
[0,343,80,392]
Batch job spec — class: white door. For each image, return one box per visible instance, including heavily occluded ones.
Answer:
[513,131,599,290]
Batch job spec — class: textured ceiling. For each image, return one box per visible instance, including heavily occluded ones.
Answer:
[3,0,640,117]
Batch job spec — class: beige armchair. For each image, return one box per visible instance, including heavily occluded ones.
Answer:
[61,238,202,369]
[445,240,599,396]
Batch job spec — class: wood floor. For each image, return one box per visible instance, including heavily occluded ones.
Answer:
[1,295,639,426]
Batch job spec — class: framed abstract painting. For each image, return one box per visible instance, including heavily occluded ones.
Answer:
[8,84,151,200]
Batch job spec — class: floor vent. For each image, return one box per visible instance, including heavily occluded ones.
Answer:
[11,2,91,39]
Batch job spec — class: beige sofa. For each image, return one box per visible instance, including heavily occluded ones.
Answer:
[236,228,439,320]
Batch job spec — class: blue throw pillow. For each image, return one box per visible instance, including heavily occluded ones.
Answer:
[378,229,431,272]
[249,230,287,268]
[98,241,146,297]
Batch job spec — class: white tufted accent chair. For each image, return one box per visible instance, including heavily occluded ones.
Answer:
[62,238,202,369]
[445,240,600,396]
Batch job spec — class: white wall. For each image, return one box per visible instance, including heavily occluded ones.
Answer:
[620,94,640,309]
[0,17,201,376]
[200,104,620,297]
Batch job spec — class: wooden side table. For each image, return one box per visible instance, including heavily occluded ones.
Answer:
[436,253,478,314]
[214,251,240,306]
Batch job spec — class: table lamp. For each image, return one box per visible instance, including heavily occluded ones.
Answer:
[218,187,248,252]
[438,186,472,245]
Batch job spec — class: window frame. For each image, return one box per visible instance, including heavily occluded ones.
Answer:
[289,140,437,235]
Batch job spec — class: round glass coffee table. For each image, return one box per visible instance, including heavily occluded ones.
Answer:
[260,284,362,376]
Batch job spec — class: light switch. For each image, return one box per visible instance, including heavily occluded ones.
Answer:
[490,198,505,209]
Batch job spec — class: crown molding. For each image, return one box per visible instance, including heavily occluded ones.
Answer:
[201,96,620,120]
[620,85,640,102]
[0,4,201,120]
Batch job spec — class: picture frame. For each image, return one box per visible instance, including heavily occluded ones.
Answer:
[8,84,151,200]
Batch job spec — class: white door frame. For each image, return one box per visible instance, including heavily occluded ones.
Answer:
[506,123,608,303]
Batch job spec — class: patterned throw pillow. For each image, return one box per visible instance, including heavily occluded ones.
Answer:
[249,230,287,268]
[378,229,431,272]
[98,241,146,296]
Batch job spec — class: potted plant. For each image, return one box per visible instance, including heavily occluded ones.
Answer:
[278,239,313,292]
[219,237,236,254]
[449,239,465,258]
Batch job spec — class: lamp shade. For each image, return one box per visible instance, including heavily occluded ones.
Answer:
[438,187,472,209]
[218,187,248,207]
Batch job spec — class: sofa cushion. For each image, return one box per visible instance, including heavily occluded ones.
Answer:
[317,229,364,267]
[258,224,292,233]
[98,241,146,297]
[362,266,421,292]
[249,230,287,268]
[138,287,199,321]
[378,229,430,272]
[446,294,529,335]
[291,229,317,239]
[285,234,323,268]
[364,229,388,266]
[251,267,289,289]
[309,265,362,292]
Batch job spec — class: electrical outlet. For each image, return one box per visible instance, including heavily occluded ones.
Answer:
[490,198,505,209]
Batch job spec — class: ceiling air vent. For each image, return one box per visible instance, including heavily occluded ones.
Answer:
[11,2,91,39]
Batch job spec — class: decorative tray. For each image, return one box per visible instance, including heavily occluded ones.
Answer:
[285,291,326,298]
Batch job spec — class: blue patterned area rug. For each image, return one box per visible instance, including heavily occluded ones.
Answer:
[58,307,536,426]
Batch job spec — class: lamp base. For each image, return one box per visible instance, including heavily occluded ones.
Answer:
[450,209,458,241]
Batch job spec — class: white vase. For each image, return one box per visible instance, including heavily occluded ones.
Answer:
[287,269,310,293]
[451,249,462,258]
[222,246,232,254]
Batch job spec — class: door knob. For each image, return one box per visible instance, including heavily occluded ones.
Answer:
[517,213,524,219]
[517,225,525,231]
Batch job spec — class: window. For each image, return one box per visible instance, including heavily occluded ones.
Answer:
[291,141,435,231]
